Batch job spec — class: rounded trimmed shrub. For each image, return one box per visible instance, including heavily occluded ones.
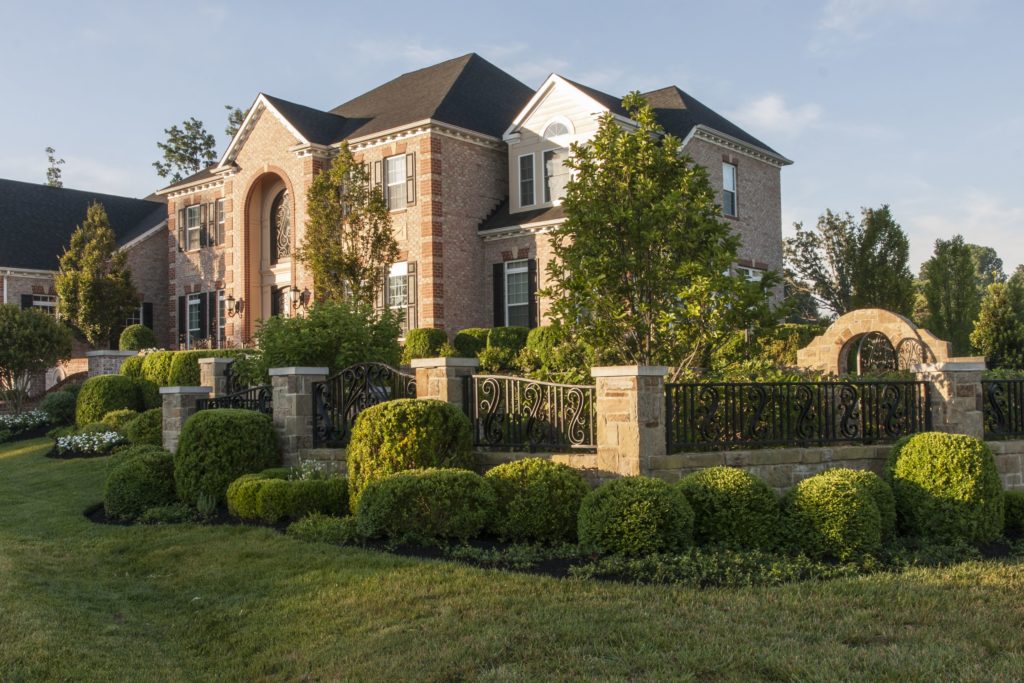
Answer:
[1005,491,1024,537]
[485,458,589,543]
[136,379,161,410]
[577,477,695,556]
[677,467,779,550]
[123,408,162,447]
[782,468,882,561]
[888,432,1004,544]
[75,375,143,426]
[452,328,490,358]
[120,355,144,380]
[356,468,496,543]
[226,472,347,523]
[119,325,155,351]
[40,390,77,426]
[174,409,280,506]
[102,409,139,432]
[347,399,472,513]
[488,326,529,353]
[103,448,177,520]
[844,469,897,542]
[79,421,114,435]
[401,328,449,364]
[141,351,174,386]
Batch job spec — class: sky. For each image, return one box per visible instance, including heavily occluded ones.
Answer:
[1,0,1021,273]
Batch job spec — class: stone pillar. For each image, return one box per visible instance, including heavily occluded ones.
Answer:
[412,357,479,410]
[914,358,986,439]
[591,366,668,478]
[269,367,329,466]
[199,357,234,398]
[86,350,138,377]
[160,386,211,453]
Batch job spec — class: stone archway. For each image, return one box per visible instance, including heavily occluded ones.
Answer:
[796,308,952,375]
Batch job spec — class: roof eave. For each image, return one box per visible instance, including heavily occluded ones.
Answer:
[685,125,793,167]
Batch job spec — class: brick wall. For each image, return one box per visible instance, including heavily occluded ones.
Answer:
[123,227,170,347]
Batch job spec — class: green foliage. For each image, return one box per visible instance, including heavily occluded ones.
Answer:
[226,472,348,523]
[137,503,200,525]
[174,409,280,506]
[247,300,400,382]
[287,513,363,545]
[137,379,161,410]
[75,375,143,426]
[1004,491,1024,537]
[153,117,217,183]
[119,325,155,351]
[452,328,490,358]
[120,355,144,379]
[123,408,162,447]
[346,398,472,513]
[141,351,174,386]
[78,421,114,435]
[971,283,1024,370]
[224,105,248,138]
[677,467,779,550]
[782,468,883,561]
[888,432,1004,544]
[45,146,64,188]
[356,468,497,543]
[101,409,139,432]
[103,449,177,520]
[0,305,73,413]
[297,142,397,306]
[40,390,77,426]
[401,328,449,364]
[967,244,1006,296]
[920,235,981,355]
[577,477,694,556]
[166,350,254,386]
[515,324,591,383]
[485,458,590,543]
[54,202,139,347]
[844,469,898,542]
[107,444,168,472]
[479,326,530,373]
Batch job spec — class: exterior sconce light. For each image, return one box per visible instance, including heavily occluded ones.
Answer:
[291,286,311,311]
[226,294,245,318]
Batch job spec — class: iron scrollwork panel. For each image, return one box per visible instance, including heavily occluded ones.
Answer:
[312,362,416,448]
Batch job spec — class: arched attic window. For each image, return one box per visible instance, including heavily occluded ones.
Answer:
[543,121,570,138]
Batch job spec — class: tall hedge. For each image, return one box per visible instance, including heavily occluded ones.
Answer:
[166,350,254,386]
[119,355,144,380]
[75,375,143,426]
[141,351,174,386]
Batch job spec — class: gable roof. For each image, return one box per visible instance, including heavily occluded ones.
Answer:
[0,179,166,271]
[261,94,350,145]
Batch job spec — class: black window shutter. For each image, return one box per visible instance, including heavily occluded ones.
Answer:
[527,258,538,329]
[20,294,32,310]
[199,203,208,247]
[142,302,153,330]
[492,263,505,327]
[177,295,186,345]
[177,209,185,251]
[270,286,279,317]
[407,262,418,330]
[207,292,218,346]
[197,293,208,339]
[405,152,416,205]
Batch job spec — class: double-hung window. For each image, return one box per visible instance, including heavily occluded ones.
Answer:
[185,204,202,250]
[216,290,226,347]
[31,295,57,318]
[214,199,225,246]
[722,163,737,217]
[125,304,143,327]
[384,155,406,210]
[186,293,202,349]
[387,262,409,311]
[543,149,568,204]
[519,154,535,207]
[504,260,530,327]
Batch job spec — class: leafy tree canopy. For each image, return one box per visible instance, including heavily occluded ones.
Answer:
[45,146,64,188]
[153,117,217,183]
[971,282,1024,370]
[0,305,73,413]
[919,234,980,355]
[224,105,248,139]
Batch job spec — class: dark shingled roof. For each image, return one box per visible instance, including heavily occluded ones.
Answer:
[329,53,534,139]
[478,200,565,232]
[0,179,166,271]
[262,94,350,145]
[156,165,217,194]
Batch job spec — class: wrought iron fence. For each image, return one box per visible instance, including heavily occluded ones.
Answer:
[665,380,931,452]
[196,385,273,415]
[465,375,596,452]
[312,362,416,448]
[982,379,1024,439]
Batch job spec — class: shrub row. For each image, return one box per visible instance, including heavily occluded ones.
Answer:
[129,349,254,387]
[227,471,348,523]
[76,375,159,426]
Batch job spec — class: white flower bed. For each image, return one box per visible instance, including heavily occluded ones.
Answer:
[55,431,125,457]
[0,410,51,432]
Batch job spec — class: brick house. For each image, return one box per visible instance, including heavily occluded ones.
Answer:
[155,52,792,349]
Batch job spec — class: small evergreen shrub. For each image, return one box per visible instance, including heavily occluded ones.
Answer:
[356,468,497,543]
[141,351,174,386]
[452,328,490,358]
[782,468,882,561]
[677,467,779,550]
[136,379,161,410]
[226,472,347,523]
[120,355,144,380]
[347,399,472,512]
[485,458,589,543]
[401,328,449,364]
[1005,491,1024,537]
[101,408,139,432]
[119,325,155,351]
[123,408,162,447]
[108,444,168,472]
[844,469,897,542]
[577,477,695,556]
[287,513,362,545]
[174,409,280,506]
[76,375,143,426]
[165,350,254,387]
[103,449,177,520]
[888,432,1004,544]
[488,326,529,353]
[40,390,77,426]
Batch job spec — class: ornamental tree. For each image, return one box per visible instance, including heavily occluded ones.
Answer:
[0,305,72,413]
[55,202,140,348]
[545,93,777,374]
[971,282,1024,370]
[297,142,398,307]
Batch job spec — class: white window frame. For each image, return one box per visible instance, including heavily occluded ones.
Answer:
[384,155,407,211]
[185,294,202,349]
[216,290,226,347]
[722,163,738,217]
[504,259,530,327]
[735,266,764,282]
[518,153,535,207]
[124,304,143,327]
[31,294,57,318]
[215,198,225,246]
[543,148,568,204]
[185,204,202,250]
[387,262,409,311]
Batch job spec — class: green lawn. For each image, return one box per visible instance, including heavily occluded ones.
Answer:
[3,439,1024,682]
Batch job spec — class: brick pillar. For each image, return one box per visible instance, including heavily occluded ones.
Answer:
[269,367,328,466]
[412,357,478,410]
[591,366,668,477]
[198,357,234,398]
[86,350,138,377]
[914,358,986,439]
[160,386,211,453]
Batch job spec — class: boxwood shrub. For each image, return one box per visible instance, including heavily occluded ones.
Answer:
[103,448,177,520]
[141,351,174,386]
[75,375,143,426]
[356,468,496,543]
[887,432,1004,544]
[844,469,897,542]
[401,328,449,364]
[119,325,155,351]
[102,409,139,432]
[123,408,162,447]
[488,326,529,353]
[677,467,779,550]
[452,328,490,358]
[166,350,254,387]
[1005,491,1024,537]
[226,472,348,523]
[174,409,280,506]
[782,468,882,561]
[137,379,161,410]
[120,355,144,380]
[577,477,695,556]
[346,399,472,513]
[40,390,77,426]
[288,513,362,545]
[485,458,589,543]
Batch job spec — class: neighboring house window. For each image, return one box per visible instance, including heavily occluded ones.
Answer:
[504,260,530,327]
[270,190,291,265]
[543,121,570,138]
[185,205,202,250]
[29,294,57,317]
[543,149,568,204]
[519,154,535,207]
[384,155,406,210]
[187,293,202,349]
[722,163,737,217]
[214,198,225,246]
[735,266,764,282]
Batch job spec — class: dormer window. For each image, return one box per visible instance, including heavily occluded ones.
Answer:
[543,121,570,138]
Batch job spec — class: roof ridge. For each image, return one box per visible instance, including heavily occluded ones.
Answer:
[0,176,163,204]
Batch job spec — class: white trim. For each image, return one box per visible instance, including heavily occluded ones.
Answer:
[517,152,536,208]
[158,177,225,198]
[503,74,624,139]
[504,259,530,327]
[118,219,168,251]
[541,115,575,139]
[591,365,669,378]
[683,125,793,167]
[220,94,310,168]
[479,219,562,241]
[268,367,329,376]
[0,266,57,277]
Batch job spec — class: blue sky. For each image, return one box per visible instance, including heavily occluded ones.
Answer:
[1,0,1020,272]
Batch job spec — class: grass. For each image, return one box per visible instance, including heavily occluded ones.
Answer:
[2,438,1024,681]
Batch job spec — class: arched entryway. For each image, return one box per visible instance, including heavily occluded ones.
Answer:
[243,171,295,339]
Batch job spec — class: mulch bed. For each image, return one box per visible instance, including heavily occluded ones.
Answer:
[46,447,115,460]
[1,425,54,444]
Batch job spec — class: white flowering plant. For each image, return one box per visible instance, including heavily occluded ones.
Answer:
[0,410,52,443]
[54,431,126,457]
[290,459,332,481]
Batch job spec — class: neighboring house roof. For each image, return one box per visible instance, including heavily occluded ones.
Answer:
[0,178,166,271]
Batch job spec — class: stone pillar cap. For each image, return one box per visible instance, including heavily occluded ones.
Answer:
[912,358,986,372]
[591,365,669,378]
[410,357,479,369]
[268,366,330,376]
[159,386,213,394]
[198,356,235,365]
[85,350,139,357]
